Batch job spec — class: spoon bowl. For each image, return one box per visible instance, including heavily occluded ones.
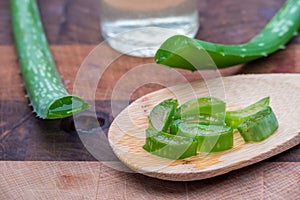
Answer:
[108,74,300,181]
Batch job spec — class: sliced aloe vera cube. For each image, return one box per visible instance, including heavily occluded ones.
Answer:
[169,116,224,135]
[174,123,233,153]
[149,99,178,132]
[175,97,226,120]
[226,97,270,128]
[169,119,182,134]
[143,128,198,160]
[237,106,278,142]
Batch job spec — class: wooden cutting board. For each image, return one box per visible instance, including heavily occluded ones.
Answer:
[108,74,300,181]
[0,0,300,198]
[0,161,299,199]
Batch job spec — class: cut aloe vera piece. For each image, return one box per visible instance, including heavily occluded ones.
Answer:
[143,128,198,160]
[237,106,278,142]
[149,99,178,132]
[175,97,226,121]
[174,123,233,153]
[170,116,224,135]
[225,97,270,128]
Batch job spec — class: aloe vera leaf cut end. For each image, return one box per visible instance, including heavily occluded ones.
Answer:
[46,96,90,119]
[10,0,89,119]
[155,0,300,70]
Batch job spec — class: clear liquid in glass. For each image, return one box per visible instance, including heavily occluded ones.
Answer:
[100,0,199,57]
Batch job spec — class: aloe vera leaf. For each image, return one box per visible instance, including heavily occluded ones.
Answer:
[10,0,89,119]
[155,0,300,70]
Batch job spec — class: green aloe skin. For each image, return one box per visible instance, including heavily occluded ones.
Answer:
[225,97,270,128]
[10,0,89,119]
[155,0,300,70]
[149,99,178,132]
[143,128,198,160]
[237,106,279,142]
[173,123,233,153]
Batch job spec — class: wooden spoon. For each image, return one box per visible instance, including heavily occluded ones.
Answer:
[108,74,300,181]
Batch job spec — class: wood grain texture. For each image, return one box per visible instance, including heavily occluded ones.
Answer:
[0,0,299,197]
[0,99,299,162]
[1,45,300,102]
[0,45,243,101]
[1,0,298,45]
[108,74,300,181]
[0,161,299,199]
[0,100,112,161]
[0,44,299,162]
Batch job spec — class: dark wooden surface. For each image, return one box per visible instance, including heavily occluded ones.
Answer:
[0,0,299,162]
[1,0,300,199]
[3,0,300,45]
